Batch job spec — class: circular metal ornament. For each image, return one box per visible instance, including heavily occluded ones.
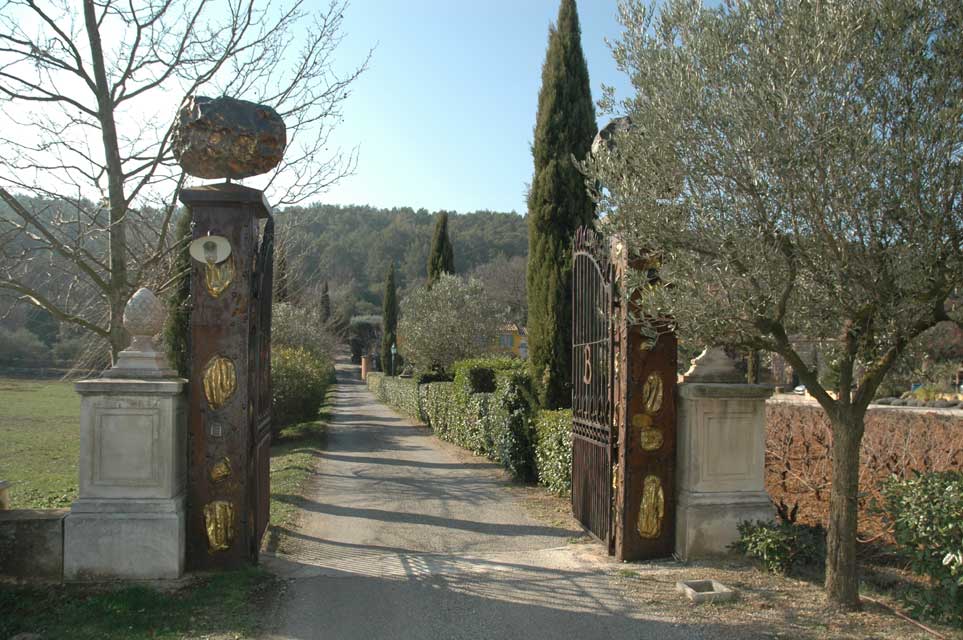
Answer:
[189,234,232,264]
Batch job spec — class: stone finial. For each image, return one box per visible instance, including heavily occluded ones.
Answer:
[102,287,177,379]
[682,346,744,383]
[124,287,165,351]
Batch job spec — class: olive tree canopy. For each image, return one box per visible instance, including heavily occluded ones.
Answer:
[591,0,963,609]
[398,273,504,375]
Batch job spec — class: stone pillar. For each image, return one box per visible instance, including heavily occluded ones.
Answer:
[360,355,370,381]
[675,347,773,560]
[64,288,187,581]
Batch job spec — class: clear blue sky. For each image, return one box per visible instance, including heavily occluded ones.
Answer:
[317,1,634,215]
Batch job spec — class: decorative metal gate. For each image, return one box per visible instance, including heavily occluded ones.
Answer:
[249,215,274,554]
[571,227,615,551]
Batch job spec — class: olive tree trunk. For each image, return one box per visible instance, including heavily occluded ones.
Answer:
[824,408,865,610]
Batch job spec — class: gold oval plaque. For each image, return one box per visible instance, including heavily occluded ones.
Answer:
[640,429,664,451]
[203,356,236,409]
[642,373,664,415]
[204,255,235,298]
[204,500,236,551]
[210,457,232,484]
[631,413,653,429]
[638,475,665,539]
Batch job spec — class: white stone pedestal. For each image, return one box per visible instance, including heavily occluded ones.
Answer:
[64,377,187,580]
[675,383,773,560]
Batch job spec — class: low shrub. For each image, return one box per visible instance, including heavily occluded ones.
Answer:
[534,410,573,495]
[272,346,334,429]
[881,471,963,626]
[731,519,825,575]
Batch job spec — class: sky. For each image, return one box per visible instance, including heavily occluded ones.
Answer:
[315,1,636,215]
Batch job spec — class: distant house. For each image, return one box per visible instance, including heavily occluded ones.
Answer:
[493,323,528,359]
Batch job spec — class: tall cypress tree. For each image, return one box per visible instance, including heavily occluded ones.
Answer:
[527,0,596,409]
[320,280,331,323]
[163,209,193,378]
[381,264,398,375]
[427,212,454,287]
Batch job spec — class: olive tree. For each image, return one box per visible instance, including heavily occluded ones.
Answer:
[592,0,963,609]
[398,273,504,374]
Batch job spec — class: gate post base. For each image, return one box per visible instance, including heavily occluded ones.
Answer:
[64,497,186,581]
[675,491,772,560]
[675,383,773,560]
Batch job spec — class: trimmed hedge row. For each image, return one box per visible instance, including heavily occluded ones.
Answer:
[534,410,573,495]
[366,358,569,487]
[366,372,423,421]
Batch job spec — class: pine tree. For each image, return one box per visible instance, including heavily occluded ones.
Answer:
[163,209,193,378]
[527,0,596,409]
[427,212,454,287]
[381,264,398,375]
[320,280,331,323]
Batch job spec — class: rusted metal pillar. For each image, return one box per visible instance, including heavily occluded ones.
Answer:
[180,183,273,570]
[612,243,678,562]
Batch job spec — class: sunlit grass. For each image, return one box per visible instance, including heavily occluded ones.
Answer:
[0,377,80,508]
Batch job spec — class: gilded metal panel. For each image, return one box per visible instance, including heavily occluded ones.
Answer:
[202,356,237,409]
[204,255,235,298]
[637,475,664,539]
[204,500,236,551]
[209,457,232,483]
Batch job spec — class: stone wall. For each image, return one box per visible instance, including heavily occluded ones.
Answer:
[0,509,66,581]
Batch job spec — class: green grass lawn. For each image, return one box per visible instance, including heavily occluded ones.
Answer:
[0,377,80,508]
[0,376,335,639]
[0,566,274,640]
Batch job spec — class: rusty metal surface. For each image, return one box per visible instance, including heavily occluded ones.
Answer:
[613,247,678,562]
[180,183,272,570]
[250,215,274,551]
[571,227,615,552]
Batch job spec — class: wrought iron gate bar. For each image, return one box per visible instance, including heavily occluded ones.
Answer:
[571,226,614,550]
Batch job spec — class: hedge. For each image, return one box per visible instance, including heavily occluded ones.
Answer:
[368,358,546,484]
[489,369,539,481]
[365,373,423,421]
[272,346,336,429]
[534,410,572,495]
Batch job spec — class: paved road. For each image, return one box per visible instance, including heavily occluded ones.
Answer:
[262,363,739,640]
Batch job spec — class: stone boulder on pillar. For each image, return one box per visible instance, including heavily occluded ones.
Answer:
[171,95,286,180]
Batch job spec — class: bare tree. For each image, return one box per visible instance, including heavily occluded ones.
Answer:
[471,255,527,326]
[0,0,369,359]
[593,0,963,609]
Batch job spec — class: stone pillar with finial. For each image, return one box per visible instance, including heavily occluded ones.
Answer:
[674,347,774,560]
[64,288,188,581]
